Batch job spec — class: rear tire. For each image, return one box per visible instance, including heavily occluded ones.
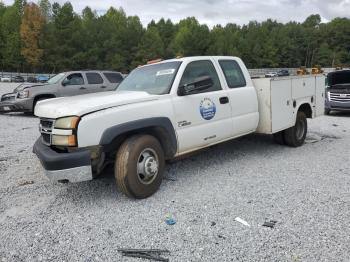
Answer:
[115,135,165,199]
[284,111,307,147]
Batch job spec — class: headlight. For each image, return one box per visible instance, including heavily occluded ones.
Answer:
[52,135,77,147]
[17,90,29,99]
[52,116,80,146]
[55,116,80,129]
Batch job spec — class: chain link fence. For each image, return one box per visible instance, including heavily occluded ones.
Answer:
[0,68,337,82]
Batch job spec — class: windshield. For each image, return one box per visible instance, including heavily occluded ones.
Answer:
[117,62,182,95]
[47,73,65,85]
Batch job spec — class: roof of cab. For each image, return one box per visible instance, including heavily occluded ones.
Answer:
[162,56,240,63]
[140,56,240,68]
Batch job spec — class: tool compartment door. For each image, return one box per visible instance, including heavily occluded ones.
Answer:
[315,75,326,117]
[292,77,315,99]
[270,79,294,133]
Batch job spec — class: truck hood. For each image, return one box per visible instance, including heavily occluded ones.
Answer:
[35,91,159,119]
[14,83,45,92]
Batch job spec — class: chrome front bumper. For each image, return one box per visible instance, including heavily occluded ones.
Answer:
[45,166,93,183]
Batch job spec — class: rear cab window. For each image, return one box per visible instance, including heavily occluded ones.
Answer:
[103,73,123,84]
[219,60,246,88]
[86,72,104,84]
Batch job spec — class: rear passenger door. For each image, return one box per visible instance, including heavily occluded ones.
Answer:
[85,72,106,93]
[217,59,259,136]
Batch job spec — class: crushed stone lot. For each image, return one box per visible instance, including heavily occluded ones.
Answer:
[0,110,350,261]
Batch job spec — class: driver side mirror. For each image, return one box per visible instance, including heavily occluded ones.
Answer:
[62,79,69,86]
[178,76,214,96]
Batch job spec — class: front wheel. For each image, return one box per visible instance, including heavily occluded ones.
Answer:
[324,108,331,115]
[115,135,165,199]
[284,111,307,147]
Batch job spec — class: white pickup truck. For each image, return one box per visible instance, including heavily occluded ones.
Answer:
[33,56,325,198]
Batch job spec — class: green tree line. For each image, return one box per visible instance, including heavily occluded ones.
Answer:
[1,0,350,73]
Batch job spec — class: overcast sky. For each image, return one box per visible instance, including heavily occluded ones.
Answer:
[3,0,350,26]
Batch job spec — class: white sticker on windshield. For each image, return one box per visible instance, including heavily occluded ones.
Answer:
[156,69,175,76]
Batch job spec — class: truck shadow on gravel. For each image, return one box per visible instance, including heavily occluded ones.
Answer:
[327,112,350,118]
[56,132,338,202]
[54,134,297,201]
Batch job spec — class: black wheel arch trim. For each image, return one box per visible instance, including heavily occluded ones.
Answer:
[297,103,313,118]
[99,117,177,159]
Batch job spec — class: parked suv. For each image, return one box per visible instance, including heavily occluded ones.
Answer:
[0,70,124,113]
[325,70,350,114]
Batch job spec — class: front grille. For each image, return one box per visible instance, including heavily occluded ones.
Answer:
[1,94,16,102]
[41,119,54,129]
[42,133,51,145]
[40,118,55,145]
[330,93,350,103]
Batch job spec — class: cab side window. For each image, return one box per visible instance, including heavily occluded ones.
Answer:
[219,60,246,88]
[64,73,84,86]
[179,60,222,94]
[86,73,103,84]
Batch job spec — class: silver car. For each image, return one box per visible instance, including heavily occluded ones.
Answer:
[0,70,124,113]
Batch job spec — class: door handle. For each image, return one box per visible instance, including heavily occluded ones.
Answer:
[219,96,229,104]
[80,87,86,90]
[100,86,107,88]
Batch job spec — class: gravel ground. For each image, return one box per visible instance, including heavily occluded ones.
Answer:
[0,108,349,261]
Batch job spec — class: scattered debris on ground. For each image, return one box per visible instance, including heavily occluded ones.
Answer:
[292,255,301,261]
[118,248,170,262]
[164,176,177,181]
[262,220,278,228]
[305,132,341,143]
[235,217,250,227]
[17,180,35,187]
[165,217,176,225]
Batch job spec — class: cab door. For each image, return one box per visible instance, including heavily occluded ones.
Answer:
[172,60,233,154]
[60,73,88,96]
[216,59,259,136]
[85,72,106,93]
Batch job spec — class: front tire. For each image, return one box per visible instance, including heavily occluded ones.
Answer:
[284,111,307,147]
[324,108,331,115]
[115,135,165,199]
